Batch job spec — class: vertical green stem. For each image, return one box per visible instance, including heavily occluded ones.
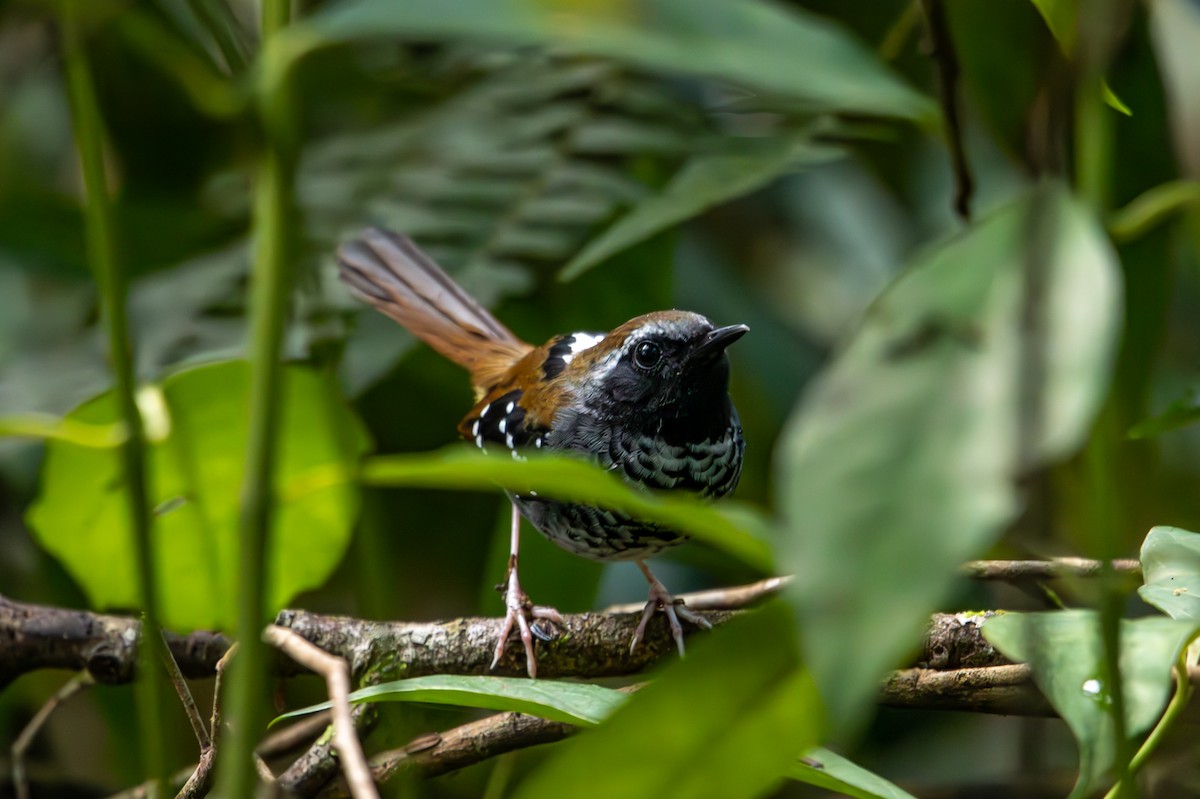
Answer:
[60,2,166,785]
[215,1,296,796]
[1103,651,1195,799]
[1075,6,1131,793]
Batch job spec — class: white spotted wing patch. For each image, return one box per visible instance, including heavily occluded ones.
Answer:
[463,389,549,461]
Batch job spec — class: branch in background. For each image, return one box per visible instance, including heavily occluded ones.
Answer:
[306,664,1045,798]
[920,0,973,220]
[0,594,242,688]
[276,705,375,796]
[882,664,1048,715]
[962,557,1141,580]
[348,712,576,797]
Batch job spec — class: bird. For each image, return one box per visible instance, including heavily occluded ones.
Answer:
[338,227,747,677]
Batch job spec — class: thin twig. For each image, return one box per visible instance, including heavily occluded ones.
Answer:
[257,712,332,760]
[603,575,792,614]
[211,643,237,741]
[174,644,239,799]
[920,0,973,220]
[264,625,379,799]
[176,748,217,799]
[158,630,211,751]
[12,672,94,799]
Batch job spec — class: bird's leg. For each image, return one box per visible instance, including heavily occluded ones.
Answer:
[492,502,563,678]
[631,560,713,657]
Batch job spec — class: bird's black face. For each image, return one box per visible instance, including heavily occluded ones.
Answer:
[580,316,748,436]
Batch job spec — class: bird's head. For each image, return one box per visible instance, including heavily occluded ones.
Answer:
[560,311,748,429]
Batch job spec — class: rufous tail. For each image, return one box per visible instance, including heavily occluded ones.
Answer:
[338,228,532,387]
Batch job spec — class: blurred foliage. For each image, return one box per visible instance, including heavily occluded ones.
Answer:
[2,0,1200,797]
[780,184,1122,732]
[985,608,1197,798]
[26,360,369,631]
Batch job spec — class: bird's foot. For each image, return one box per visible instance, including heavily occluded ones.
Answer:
[630,577,712,657]
[492,569,564,679]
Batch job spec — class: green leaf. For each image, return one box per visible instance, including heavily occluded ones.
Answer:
[1139,526,1200,621]
[1029,0,1077,53]
[983,610,1198,798]
[362,448,774,572]
[0,412,123,448]
[560,134,841,280]
[790,748,917,799]
[777,185,1123,731]
[1102,83,1132,116]
[26,360,371,631]
[288,0,932,121]
[513,603,820,799]
[273,675,627,728]
[1128,379,1200,438]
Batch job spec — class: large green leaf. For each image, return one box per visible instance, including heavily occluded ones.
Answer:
[560,134,841,280]
[983,610,1198,798]
[776,185,1122,731]
[1139,526,1200,621]
[286,0,932,121]
[26,360,371,631]
[362,449,774,572]
[513,603,820,799]
[273,675,627,727]
[789,748,917,799]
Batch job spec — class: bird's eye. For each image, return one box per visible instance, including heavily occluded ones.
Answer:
[633,341,663,370]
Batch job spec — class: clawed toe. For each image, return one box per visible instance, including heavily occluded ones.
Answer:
[491,573,561,678]
[629,565,710,657]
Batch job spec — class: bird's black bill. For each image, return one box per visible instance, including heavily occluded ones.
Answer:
[691,324,749,362]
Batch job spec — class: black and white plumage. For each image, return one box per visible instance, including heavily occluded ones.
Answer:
[338,227,748,676]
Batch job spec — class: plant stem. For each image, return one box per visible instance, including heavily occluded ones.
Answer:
[1102,653,1195,799]
[215,1,296,795]
[1074,2,1132,791]
[60,2,167,786]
